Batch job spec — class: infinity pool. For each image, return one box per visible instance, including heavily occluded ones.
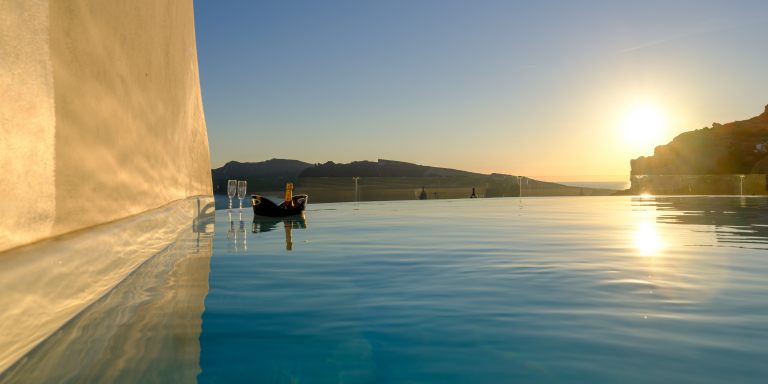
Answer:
[3,197,768,383]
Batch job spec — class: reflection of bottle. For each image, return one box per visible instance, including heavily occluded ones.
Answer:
[284,182,294,208]
[251,213,307,251]
[470,188,478,198]
[284,222,293,251]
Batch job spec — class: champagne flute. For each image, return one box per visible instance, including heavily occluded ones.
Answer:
[227,180,237,211]
[237,180,247,210]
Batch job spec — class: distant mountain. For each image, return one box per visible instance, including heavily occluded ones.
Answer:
[631,104,768,175]
[211,158,312,194]
[299,159,482,178]
[212,158,617,201]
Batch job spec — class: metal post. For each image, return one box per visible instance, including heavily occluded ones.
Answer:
[353,177,360,202]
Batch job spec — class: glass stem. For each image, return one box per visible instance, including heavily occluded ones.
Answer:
[239,198,243,210]
[228,198,232,210]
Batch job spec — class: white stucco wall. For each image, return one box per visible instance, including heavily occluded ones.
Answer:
[0,1,213,370]
[0,0,212,253]
[0,0,57,253]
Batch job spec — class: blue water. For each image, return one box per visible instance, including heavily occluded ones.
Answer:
[215,194,254,210]
[199,197,768,383]
[3,196,768,383]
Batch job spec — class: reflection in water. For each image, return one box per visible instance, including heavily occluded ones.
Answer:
[252,214,308,251]
[0,222,214,383]
[625,196,768,311]
[633,221,664,256]
[653,196,768,249]
[227,211,248,252]
[0,197,215,375]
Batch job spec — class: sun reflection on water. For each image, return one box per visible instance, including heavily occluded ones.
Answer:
[634,221,664,256]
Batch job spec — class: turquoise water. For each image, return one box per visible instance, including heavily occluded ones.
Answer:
[3,196,768,383]
[199,196,768,383]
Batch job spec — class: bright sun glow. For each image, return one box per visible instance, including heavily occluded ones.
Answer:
[620,104,668,150]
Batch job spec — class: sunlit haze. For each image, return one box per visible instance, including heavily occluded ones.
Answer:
[194,0,768,181]
[620,103,668,153]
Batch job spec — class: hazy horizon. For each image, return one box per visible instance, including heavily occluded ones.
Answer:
[213,156,633,184]
[194,0,768,180]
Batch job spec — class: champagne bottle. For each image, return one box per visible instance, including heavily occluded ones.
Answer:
[284,182,294,208]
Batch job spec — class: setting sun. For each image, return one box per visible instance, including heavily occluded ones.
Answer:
[620,104,669,151]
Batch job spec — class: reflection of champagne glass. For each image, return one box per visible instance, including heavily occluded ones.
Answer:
[237,180,247,210]
[239,213,247,251]
[227,211,236,252]
[227,180,237,211]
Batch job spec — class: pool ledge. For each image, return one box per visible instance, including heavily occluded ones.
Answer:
[0,196,214,374]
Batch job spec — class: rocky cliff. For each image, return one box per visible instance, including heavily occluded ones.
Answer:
[631,105,768,176]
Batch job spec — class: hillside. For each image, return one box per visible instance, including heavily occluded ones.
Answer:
[631,105,768,175]
[211,159,312,194]
[212,158,616,202]
[298,175,614,203]
[300,159,481,178]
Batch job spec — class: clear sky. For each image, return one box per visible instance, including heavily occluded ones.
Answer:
[194,0,768,181]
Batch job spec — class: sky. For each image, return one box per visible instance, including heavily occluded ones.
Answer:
[194,0,768,181]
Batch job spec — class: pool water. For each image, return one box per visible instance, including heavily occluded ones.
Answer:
[4,196,768,383]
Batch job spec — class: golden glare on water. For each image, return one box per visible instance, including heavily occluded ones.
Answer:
[620,104,668,150]
[634,221,664,256]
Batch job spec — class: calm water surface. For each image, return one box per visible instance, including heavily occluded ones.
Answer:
[4,196,768,383]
